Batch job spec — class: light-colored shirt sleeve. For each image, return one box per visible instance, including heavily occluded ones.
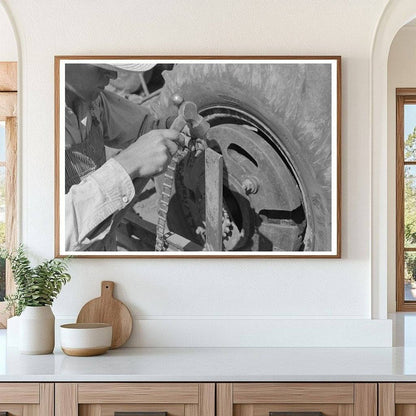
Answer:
[65,158,135,251]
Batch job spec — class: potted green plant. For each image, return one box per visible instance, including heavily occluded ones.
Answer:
[1,245,71,354]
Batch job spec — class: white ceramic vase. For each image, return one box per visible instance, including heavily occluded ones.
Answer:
[19,306,55,354]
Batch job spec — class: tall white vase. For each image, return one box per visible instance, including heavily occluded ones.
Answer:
[19,306,55,354]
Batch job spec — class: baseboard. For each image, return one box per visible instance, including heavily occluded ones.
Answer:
[56,317,392,347]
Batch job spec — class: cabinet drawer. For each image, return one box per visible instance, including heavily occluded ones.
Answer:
[217,383,376,416]
[56,383,215,416]
[0,383,39,404]
[78,383,200,404]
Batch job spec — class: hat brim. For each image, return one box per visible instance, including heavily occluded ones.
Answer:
[93,63,156,72]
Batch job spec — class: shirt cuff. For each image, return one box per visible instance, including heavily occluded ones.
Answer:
[91,158,135,209]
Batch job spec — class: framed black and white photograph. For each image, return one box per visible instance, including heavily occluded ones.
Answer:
[55,56,341,258]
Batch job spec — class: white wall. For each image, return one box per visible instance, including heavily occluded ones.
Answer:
[0,0,393,346]
[387,25,416,312]
[0,3,17,61]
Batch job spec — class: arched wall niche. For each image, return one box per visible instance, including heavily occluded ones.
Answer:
[372,0,416,319]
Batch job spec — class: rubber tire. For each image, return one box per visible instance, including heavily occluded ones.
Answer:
[154,63,333,251]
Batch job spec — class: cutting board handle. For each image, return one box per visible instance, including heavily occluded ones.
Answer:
[101,281,115,298]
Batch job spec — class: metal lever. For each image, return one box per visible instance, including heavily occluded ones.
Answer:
[115,412,167,416]
[270,413,324,416]
[170,93,210,143]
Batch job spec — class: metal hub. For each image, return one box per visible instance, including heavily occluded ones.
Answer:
[168,120,307,251]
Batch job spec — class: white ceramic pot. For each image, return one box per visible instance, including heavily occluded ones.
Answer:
[19,306,55,354]
[60,323,112,356]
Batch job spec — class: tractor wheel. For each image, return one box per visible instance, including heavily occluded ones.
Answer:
[153,63,332,252]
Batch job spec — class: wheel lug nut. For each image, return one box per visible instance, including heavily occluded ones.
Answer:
[195,226,205,236]
[242,177,259,194]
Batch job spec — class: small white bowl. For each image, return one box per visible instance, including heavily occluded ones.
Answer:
[60,323,112,356]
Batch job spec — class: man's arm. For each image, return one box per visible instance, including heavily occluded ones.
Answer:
[65,158,135,251]
[65,130,180,251]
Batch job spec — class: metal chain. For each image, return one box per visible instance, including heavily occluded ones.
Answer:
[154,97,210,252]
[155,148,189,251]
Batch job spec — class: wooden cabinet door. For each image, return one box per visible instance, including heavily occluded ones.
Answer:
[55,383,215,416]
[0,383,53,416]
[379,383,416,416]
[217,383,377,416]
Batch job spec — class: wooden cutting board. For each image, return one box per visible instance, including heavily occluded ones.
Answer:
[76,281,133,349]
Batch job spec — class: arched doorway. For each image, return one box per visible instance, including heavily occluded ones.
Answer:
[371,0,416,319]
[0,0,18,327]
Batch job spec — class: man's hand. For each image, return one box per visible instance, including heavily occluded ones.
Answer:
[114,129,180,179]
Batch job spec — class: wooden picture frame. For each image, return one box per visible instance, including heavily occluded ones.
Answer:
[55,56,341,258]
